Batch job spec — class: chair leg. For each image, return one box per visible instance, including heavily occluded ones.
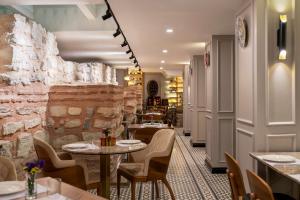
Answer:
[117,172,121,198]
[162,178,175,200]
[131,180,136,200]
[97,186,101,196]
[154,180,160,198]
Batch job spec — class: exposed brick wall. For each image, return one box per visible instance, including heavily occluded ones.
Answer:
[0,82,49,178]
[46,85,124,150]
[123,85,143,122]
[0,14,124,180]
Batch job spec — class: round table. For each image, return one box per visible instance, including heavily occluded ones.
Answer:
[62,141,147,199]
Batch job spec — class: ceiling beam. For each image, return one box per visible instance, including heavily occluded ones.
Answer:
[77,4,96,20]
[1,0,105,5]
[10,5,33,19]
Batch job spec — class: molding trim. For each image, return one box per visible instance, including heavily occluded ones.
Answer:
[218,118,234,164]
[237,118,254,126]
[236,128,255,170]
[235,1,255,127]
[216,38,235,113]
[266,133,296,152]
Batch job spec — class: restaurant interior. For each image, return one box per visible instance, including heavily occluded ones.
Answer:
[0,0,299,199]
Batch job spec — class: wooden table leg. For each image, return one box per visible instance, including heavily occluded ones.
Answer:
[100,154,111,199]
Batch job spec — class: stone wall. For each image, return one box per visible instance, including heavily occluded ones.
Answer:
[0,14,122,179]
[0,82,49,177]
[47,85,124,150]
[123,85,143,122]
[0,14,117,86]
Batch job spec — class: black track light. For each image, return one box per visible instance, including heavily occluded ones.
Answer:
[113,28,121,37]
[121,40,128,47]
[135,63,139,68]
[126,49,132,54]
[134,59,137,64]
[129,54,135,60]
[102,9,112,20]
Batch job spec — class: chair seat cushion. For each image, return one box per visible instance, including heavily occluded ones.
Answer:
[118,163,145,177]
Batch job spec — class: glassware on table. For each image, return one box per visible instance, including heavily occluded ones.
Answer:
[47,178,62,195]
[25,173,37,200]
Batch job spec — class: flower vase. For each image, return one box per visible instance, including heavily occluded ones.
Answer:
[25,173,37,199]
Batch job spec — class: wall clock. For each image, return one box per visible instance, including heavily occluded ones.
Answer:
[236,17,248,48]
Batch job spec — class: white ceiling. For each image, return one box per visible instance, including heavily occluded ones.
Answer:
[0,0,246,72]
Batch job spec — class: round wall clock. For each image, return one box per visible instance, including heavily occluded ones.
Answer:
[236,17,248,48]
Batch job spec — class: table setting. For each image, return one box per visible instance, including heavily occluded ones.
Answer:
[0,178,66,200]
[250,152,300,185]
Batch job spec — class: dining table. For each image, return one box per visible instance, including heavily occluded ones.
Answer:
[62,140,147,199]
[128,123,173,131]
[4,177,105,200]
[250,152,300,199]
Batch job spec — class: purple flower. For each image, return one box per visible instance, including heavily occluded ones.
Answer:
[38,160,45,168]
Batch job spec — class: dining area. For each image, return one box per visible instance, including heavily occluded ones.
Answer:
[0,0,300,199]
[0,123,176,200]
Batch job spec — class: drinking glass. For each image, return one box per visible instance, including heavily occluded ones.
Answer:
[47,178,62,195]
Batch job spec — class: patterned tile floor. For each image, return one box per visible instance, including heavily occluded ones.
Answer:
[108,128,231,200]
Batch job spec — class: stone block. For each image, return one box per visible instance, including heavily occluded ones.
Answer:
[82,132,101,141]
[34,107,47,114]
[2,121,24,135]
[46,117,55,127]
[0,140,12,158]
[64,119,81,128]
[0,106,10,113]
[68,107,82,116]
[49,105,66,117]
[86,107,94,118]
[34,130,49,142]
[94,119,116,128]
[0,112,12,119]
[17,132,33,158]
[24,117,41,130]
[52,135,79,150]
[16,107,33,115]
[96,106,120,117]
[54,127,64,134]
[83,119,91,130]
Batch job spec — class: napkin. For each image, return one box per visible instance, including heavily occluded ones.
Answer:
[38,193,68,200]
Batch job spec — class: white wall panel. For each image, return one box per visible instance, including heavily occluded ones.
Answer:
[236,3,254,125]
[218,118,234,163]
[266,134,296,152]
[217,39,234,113]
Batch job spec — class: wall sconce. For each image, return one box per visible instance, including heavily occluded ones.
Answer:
[277,14,287,60]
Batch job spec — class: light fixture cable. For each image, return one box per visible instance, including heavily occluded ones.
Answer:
[102,0,141,68]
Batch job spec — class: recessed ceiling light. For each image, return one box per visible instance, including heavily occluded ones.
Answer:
[160,67,164,70]
[162,49,168,53]
[166,28,174,33]
[161,60,165,64]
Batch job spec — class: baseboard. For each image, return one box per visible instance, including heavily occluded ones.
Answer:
[205,158,227,174]
[189,139,205,147]
[183,130,191,136]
